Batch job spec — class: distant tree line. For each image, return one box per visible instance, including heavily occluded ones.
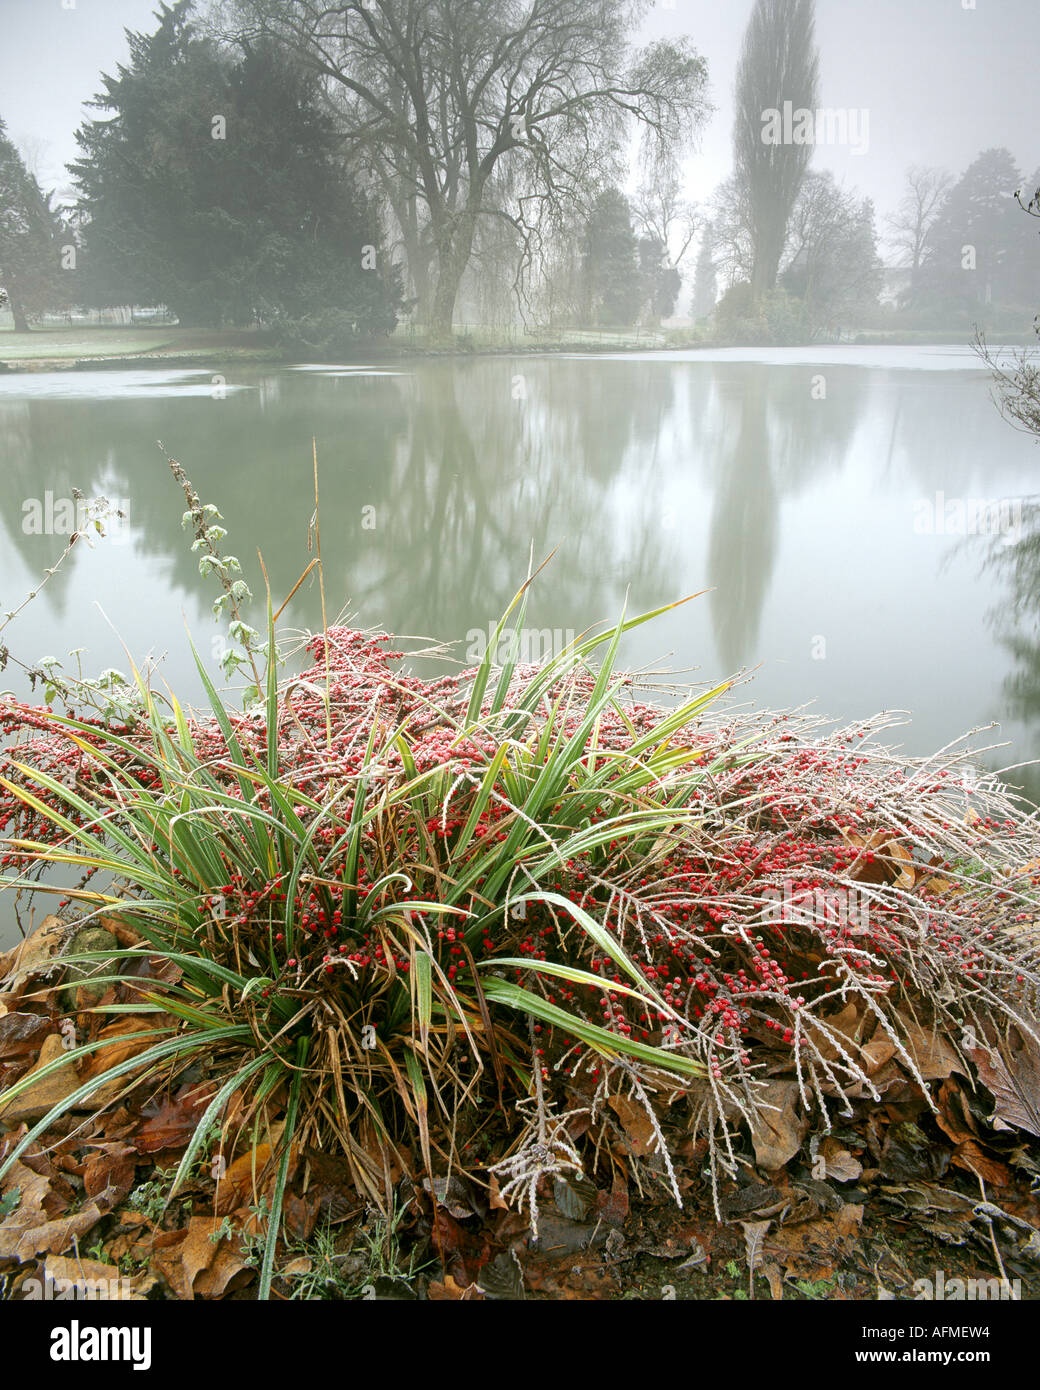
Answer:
[1,0,1035,346]
[690,0,1038,343]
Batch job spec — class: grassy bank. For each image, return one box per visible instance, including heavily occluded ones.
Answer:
[7,320,1022,373]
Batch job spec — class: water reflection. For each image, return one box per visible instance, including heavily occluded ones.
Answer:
[975,502,1040,800]
[0,351,1036,781]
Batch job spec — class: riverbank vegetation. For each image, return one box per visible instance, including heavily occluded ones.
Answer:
[4,1,1037,353]
[1,460,1039,1299]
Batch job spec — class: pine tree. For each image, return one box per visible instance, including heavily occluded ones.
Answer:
[919,148,1036,314]
[70,0,400,337]
[0,118,64,331]
[582,189,642,328]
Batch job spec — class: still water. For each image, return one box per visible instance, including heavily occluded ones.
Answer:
[0,345,1038,808]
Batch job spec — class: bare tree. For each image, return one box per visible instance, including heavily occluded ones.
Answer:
[709,173,755,288]
[631,167,697,270]
[218,0,709,341]
[886,164,953,296]
[781,170,883,333]
[733,0,819,306]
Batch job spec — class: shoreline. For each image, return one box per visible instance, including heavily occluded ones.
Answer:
[1,330,1036,374]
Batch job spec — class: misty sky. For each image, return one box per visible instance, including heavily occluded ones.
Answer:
[3,0,1039,257]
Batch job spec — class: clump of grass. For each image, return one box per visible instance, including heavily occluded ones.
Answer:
[1,461,1039,1299]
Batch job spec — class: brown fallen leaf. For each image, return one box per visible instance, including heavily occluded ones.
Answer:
[763,1203,862,1281]
[180,1215,230,1292]
[818,1137,863,1184]
[428,1274,484,1300]
[282,1189,319,1243]
[83,1141,138,1209]
[0,916,67,989]
[0,1013,53,1060]
[935,1079,979,1145]
[214,1142,275,1215]
[133,1080,217,1154]
[0,1033,80,1123]
[950,1140,1012,1188]
[149,1230,191,1300]
[844,830,892,886]
[805,1003,864,1065]
[861,1034,897,1075]
[748,1081,807,1169]
[300,1147,359,1225]
[78,1015,168,1108]
[761,1260,784,1300]
[42,1254,148,1300]
[883,841,916,891]
[595,1176,629,1227]
[99,915,144,949]
[194,1249,254,1300]
[902,1023,960,1082]
[148,1215,253,1298]
[607,1094,658,1157]
[0,1199,103,1261]
[521,1249,619,1299]
[968,1028,1040,1138]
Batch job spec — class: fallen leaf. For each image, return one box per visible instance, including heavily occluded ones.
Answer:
[0,1033,80,1123]
[761,1260,784,1300]
[423,1173,476,1219]
[0,1199,103,1261]
[430,1206,494,1286]
[741,1218,771,1283]
[214,1142,275,1215]
[950,1140,1012,1188]
[883,841,916,891]
[607,1094,658,1157]
[520,1249,619,1299]
[428,1274,483,1300]
[880,1121,949,1181]
[475,1249,525,1300]
[748,1081,807,1169]
[805,1003,864,1064]
[43,1255,133,1299]
[902,1023,959,1082]
[820,1138,863,1184]
[149,1230,191,1300]
[0,1013,53,1059]
[861,1035,897,1074]
[763,1204,862,1281]
[969,1029,1040,1138]
[133,1081,217,1154]
[180,1215,227,1290]
[99,915,144,949]
[82,1141,137,1210]
[553,1174,596,1222]
[0,916,67,988]
[76,1015,168,1109]
[935,1080,977,1146]
[595,1176,629,1227]
[282,1189,319,1243]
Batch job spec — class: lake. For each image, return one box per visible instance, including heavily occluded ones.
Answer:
[1,344,1038,877]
